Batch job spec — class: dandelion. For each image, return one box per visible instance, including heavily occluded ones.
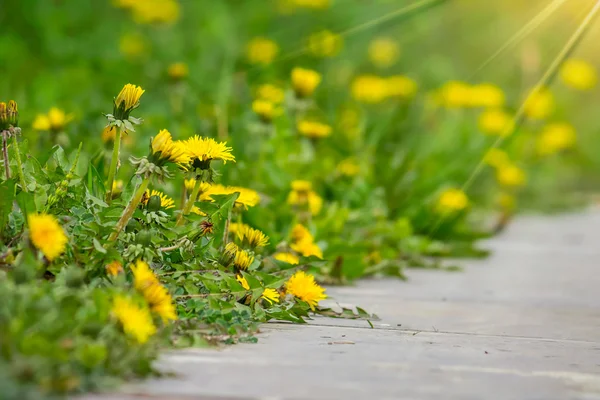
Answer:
[436,81,472,108]
[106,260,124,276]
[123,0,180,24]
[237,274,250,290]
[368,37,400,68]
[436,188,468,214]
[386,75,417,98]
[297,120,332,139]
[261,288,280,305]
[484,148,510,168]
[560,59,597,90]
[32,108,74,133]
[291,67,321,98]
[470,83,505,108]
[274,252,300,265]
[246,37,279,65]
[336,158,360,177]
[131,259,160,291]
[287,183,323,215]
[130,260,176,322]
[524,88,554,120]
[113,84,144,121]
[27,213,68,262]
[307,30,343,58]
[235,224,269,249]
[478,109,513,136]
[178,136,235,171]
[351,75,388,103]
[293,0,330,9]
[233,248,255,270]
[112,296,156,344]
[496,163,526,188]
[150,129,188,165]
[290,223,313,243]
[252,99,281,123]
[536,122,576,156]
[257,84,285,104]
[285,270,327,310]
[142,190,175,210]
[202,184,260,209]
[167,62,189,81]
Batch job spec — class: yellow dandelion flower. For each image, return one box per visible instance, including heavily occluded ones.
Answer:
[436,81,472,108]
[368,37,400,68]
[478,109,514,136]
[470,83,505,108]
[307,192,323,215]
[141,190,175,210]
[274,252,300,265]
[179,136,235,170]
[436,188,468,213]
[28,213,68,262]
[257,84,285,104]
[336,158,360,177]
[307,30,343,58]
[297,120,332,139]
[285,270,327,310]
[246,37,279,65]
[142,283,177,322]
[229,222,251,237]
[236,225,269,248]
[290,223,313,243]
[560,59,597,90]
[236,274,250,290]
[128,0,180,24]
[113,83,144,120]
[536,122,576,156]
[291,180,312,192]
[106,260,123,276]
[524,88,554,120]
[291,239,323,259]
[167,62,189,81]
[386,75,417,98]
[291,67,321,98]
[202,184,260,209]
[261,288,280,305]
[287,185,323,215]
[233,249,255,270]
[112,296,156,344]
[496,163,526,188]
[293,0,330,9]
[484,148,509,168]
[33,108,74,132]
[351,75,388,104]
[151,129,188,165]
[252,99,281,123]
[131,259,160,292]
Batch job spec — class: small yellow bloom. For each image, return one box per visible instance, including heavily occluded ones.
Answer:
[246,37,279,65]
[261,288,280,305]
[106,260,124,276]
[151,129,188,165]
[351,75,388,103]
[112,296,156,344]
[32,108,74,133]
[291,180,312,192]
[274,252,300,265]
[236,274,250,290]
[257,84,285,104]
[436,188,468,213]
[125,0,180,24]
[167,62,189,81]
[178,136,235,169]
[291,67,321,98]
[287,184,323,215]
[142,189,175,210]
[131,260,176,322]
[297,120,332,139]
[114,84,144,120]
[293,0,330,9]
[478,109,513,136]
[470,83,505,108]
[496,163,526,188]
[28,213,68,262]
[307,30,343,58]
[386,75,417,98]
[290,239,323,259]
[234,249,255,270]
[291,223,313,243]
[252,99,281,123]
[484,148,510,168]
[536,122,576,156]
[436,81,472,108]
[560,59,597,90]
[285,270,327,310]
[131,259,160,291]
[234,224,269,248]
[336,158,360,177]
[368,37,400,68]
[201,184,260,209]
[524,88,554,120]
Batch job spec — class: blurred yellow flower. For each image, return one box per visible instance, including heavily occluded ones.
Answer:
[291,223,313,243]
[336,158,360,177]
[470,83,505,108]
[252,99,281,123]
[106,260,123,276]
[256,84,285,104]
[291,180,313,192]
[167,62,189,81]
[32,108,74,133]
[178,136,235,169]
[119,33,148,59]
[297,120,332,139]
[102,125,118,143]
[368,37,400,68]
[151,129,188,164]
[274,252,300,265]
[285,270,327,310]
[478,109,513,136]
[291,67,321,98]
[28,213,68,262]
[560,59,597,90]
[386,75,417,98]
[131,259,160,291]
[351,75,388,103]
[307,30,343,58]
[131,260,176,322]
[436,81,472,108]
[496,163,526,188]
[142,189,175,210]
[246,37,279,65]
[289,224,323,258]
[112,296,156,344]
[483,148,509,168]
[201,184,260,209]
[184,179,212,197]
[524,88,554,120]
[287,182,323,215]
[436,188,468,213]
[293,0,330,9]
[536,122,576,156]
[262,288,280,305]
[234,248,255,270]
[122,0,180,24]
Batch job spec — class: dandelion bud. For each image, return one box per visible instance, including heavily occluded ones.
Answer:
[0,102,7,130]
[113,83,145,120]
[233,248,254,271]
[7,100,18,127]
[220,242,239,267]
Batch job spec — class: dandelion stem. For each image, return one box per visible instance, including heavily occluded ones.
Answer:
[1,130,10,180]
[108,176,150,242]
[178,177,202,225]
[105,126,122,204]
[11,133,26,192]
